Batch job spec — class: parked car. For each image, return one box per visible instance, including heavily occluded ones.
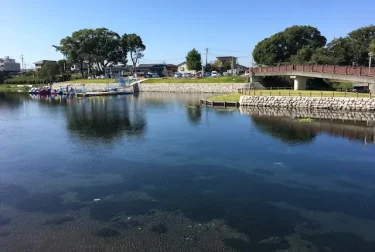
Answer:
[211,71,220,77]
[205,72,212,77]
[183,73,193,78]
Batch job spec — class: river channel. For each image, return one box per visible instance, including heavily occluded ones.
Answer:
[1,92,375,251]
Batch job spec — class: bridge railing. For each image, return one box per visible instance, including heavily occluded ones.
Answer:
[251,65,375,77]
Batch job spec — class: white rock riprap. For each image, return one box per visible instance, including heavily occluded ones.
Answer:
[239,96,375,111]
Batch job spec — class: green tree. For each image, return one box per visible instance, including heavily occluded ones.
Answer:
[210,60,221,72]
[186,49,202,71]
[54,31,91,77]
[54,28,127,76]
[290,48,313,64]
[310,48,334,65]
[57,59,71,81]
[253,25,326,65]
[205,63,213,72]
[348,25,375,65]
[221,61,232,72]
[122,34,146,74]
[325,37,354,65]
[38,62,60,83]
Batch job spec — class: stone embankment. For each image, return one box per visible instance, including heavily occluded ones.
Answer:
[53,82,247,93]
[239,106,375,123]
[240,96,375,111]
[136,83,247,93]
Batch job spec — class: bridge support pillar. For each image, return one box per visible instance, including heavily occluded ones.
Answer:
[290,76,307,90]
[250,75,262,83]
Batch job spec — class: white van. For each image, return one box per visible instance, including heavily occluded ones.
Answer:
[211,71,220,77]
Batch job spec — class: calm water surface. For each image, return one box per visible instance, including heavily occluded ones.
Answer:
[1,92,375,251]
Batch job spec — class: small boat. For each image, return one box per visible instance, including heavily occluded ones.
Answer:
[56,88,64,95]
[28,88,39,94]
[39,86,51,95]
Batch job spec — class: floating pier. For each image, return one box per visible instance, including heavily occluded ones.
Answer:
[200,99,239,108]
[77,91,133,97]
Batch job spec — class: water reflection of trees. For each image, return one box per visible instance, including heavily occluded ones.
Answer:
[66,97,146,141]
[251,115,375,146]
[186,104,202,125]
[252,116,317,145]
[0,92,30,110]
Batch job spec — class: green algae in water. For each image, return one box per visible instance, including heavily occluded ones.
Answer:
[297,118,313,123]
[187,105,199,109]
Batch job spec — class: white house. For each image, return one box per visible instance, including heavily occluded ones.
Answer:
[0,56,21,74]
[177,62,196,74]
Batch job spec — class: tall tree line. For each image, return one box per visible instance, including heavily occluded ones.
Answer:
[253,25,375,67]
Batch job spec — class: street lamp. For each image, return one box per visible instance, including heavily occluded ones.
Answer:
[369,52,374,75]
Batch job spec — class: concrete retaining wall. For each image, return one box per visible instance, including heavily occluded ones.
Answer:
[137,83,246,93]
[52,82,247,93]
[240,96,375,111]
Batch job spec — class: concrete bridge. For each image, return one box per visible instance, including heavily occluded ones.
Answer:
[250,65,375,93]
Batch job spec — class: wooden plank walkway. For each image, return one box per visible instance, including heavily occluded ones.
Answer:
[200,99,239,108]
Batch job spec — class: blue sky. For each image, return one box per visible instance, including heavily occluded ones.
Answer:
[1,0,374,67]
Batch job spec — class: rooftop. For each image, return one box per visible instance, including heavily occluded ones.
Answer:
[217,56,237,59]
[138,64,166,69]
[33,60,56,64]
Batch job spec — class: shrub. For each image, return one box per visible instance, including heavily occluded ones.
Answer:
[5,76,48,85]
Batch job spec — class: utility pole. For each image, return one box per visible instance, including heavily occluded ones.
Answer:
[231,56,234,76]
[20,54,24,72]
[205,48,208,66]
[369,52,373,75]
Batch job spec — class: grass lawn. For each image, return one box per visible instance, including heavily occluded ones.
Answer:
[208,90,373,102]
[143,76,246,84]
[0,84,35,92]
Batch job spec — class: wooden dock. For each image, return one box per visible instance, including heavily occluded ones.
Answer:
[200,99,239,108]
[77,91,133,97]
